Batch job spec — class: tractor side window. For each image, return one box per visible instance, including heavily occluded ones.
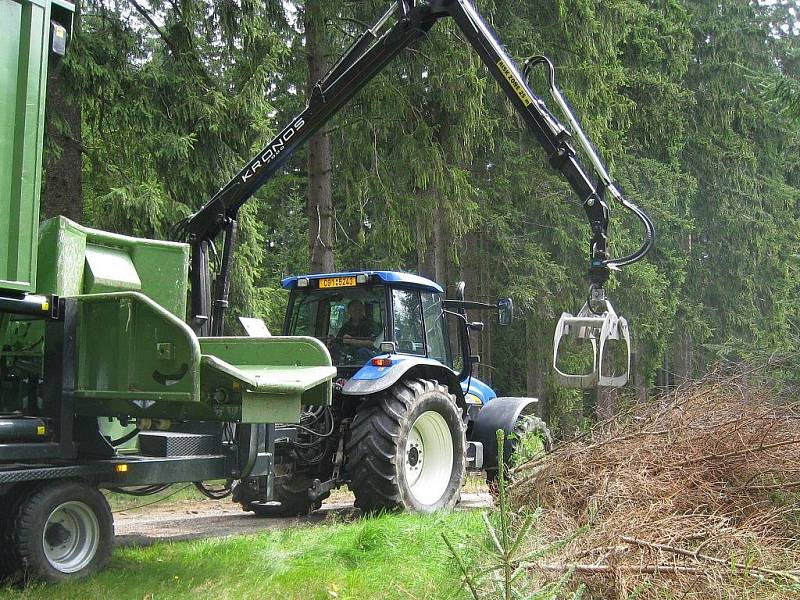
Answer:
[392,289,424,356]
[288,293,320,337]
[422,292,452,367]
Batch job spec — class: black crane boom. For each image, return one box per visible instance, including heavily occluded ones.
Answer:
[177,0,654,335]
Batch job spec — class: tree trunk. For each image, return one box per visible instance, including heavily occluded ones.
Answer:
[674,329,693,386]
[478,233,492,384]
[417,210,430,276]
[417,202,445,282]
[672,231,693,386]
[631,348,647,403]
[525,316,546,416]
[433,209,445,283]
[42,0,82,222]
[596,387,616,422]
[305,0,334,273]
[455,232,478,373]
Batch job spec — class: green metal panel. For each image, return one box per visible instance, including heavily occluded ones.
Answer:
[74,292,201,403]
[0,0,74,293]
[72,316,335,424]
[198,337,335,423]
[84,246,142,293]
[37,217,189,317]
[37,217,86,296]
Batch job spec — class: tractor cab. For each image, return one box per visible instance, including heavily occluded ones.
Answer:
[282,272,453,374]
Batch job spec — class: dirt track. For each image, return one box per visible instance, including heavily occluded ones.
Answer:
[114,491,493,547]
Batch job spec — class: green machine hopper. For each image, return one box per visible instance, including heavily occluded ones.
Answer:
[2,217,335,424]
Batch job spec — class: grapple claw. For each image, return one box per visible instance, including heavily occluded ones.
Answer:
[552,294,631,389]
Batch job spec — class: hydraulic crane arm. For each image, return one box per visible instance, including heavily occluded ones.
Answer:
[177,0,654,344]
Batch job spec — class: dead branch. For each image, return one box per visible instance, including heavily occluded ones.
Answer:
[534,563,707,576]
[621,536,800,583]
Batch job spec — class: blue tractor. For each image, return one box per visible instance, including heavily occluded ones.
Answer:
[251,270,552,515]
[169,0,653,515]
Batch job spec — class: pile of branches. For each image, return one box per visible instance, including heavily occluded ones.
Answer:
[511,369,800,598]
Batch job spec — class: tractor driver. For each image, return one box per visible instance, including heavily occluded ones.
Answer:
[337,300,381,356]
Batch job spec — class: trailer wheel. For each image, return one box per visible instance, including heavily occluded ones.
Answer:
[347,379,466,513]
[0,490,25,581]
[14,481,113,582]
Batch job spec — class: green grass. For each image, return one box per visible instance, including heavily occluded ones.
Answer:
[0,511,483,600]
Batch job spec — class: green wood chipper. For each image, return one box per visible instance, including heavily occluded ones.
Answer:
[0,0,335,582]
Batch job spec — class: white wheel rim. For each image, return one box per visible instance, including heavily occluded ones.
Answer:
[404,410,454,506]
[42,501,100,574]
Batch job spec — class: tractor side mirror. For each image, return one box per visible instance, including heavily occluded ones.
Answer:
[497,298,513,326]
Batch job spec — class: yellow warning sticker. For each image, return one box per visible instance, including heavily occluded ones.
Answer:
[37,425,46,435]
[42,301,49,312]
[497,60,533,107]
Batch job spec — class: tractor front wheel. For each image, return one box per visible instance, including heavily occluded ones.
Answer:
[486,413,552,485]
[346,379,466,513]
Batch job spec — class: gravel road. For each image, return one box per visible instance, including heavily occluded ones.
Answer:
[114,491,494,547]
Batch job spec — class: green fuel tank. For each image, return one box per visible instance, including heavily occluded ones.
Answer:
[0,0,74,293]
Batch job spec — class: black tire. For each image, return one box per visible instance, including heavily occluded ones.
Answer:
[0,487,28,582]
[346,378,466,513]
[14,481,113,583]
[486,414,552,485]
[512,414,553,457]
[246,475,328,517]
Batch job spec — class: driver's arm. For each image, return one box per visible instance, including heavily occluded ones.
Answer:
[342,321,380,348]
[342,333,375,348]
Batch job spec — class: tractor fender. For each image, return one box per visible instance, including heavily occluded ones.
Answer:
[341,355,465,406]
[469,397,538,471]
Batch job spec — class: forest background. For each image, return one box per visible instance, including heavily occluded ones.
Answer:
[42,0,800,434]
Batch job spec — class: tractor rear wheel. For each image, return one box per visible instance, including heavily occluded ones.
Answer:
[346,379,466,513]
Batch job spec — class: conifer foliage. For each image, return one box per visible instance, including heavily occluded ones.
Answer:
[54,0,800,426]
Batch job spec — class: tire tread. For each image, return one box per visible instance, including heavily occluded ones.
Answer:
[14,480,113,583]
[346,378,465,513]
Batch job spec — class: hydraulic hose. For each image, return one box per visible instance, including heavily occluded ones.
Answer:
[603,196,655,270]
[194,481,232,500]
[524,55,655,271]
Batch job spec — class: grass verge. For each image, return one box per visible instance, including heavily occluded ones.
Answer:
[0,510,483,600]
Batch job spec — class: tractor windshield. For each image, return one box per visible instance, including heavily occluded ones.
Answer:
[286,286,386,367]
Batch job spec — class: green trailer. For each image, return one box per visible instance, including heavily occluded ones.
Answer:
[0,0,335,583]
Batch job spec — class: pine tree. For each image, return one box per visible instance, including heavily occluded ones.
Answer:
[69,0,293,317]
